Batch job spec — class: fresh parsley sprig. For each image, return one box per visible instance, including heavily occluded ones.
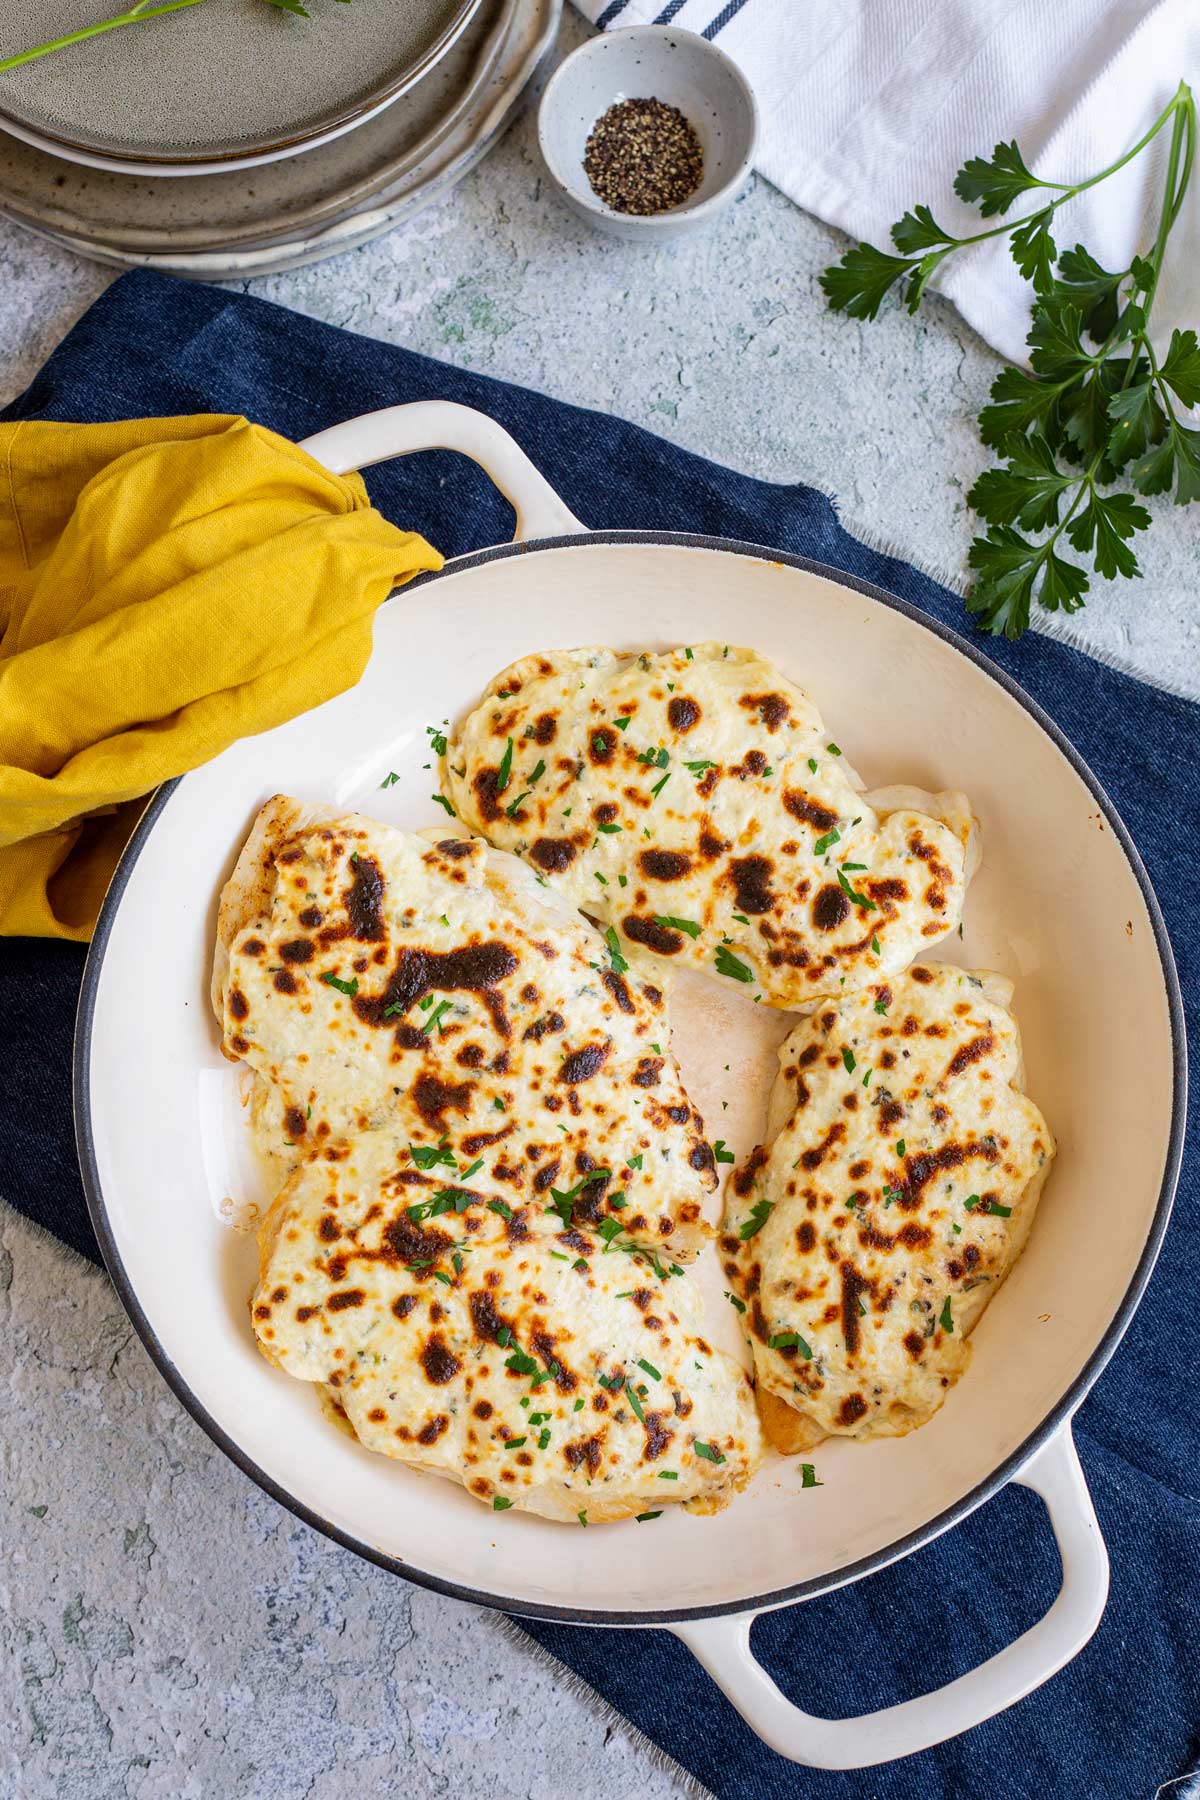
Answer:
[820,82,1198,639]
[0,0,349,72]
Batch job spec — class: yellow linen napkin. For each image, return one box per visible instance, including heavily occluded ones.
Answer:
[0,413,441,940]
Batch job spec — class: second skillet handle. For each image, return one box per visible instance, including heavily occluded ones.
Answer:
[671,1422,1109,1769]
[298,400,587,543]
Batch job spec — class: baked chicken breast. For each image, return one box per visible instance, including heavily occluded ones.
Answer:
[722,963,1054,1448]
[214,797,718,1264]
[253,1136,761,1523]
[442,644,977,1008]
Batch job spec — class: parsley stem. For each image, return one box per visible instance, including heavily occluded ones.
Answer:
[0,0,211,70]
[918,83,1194,267]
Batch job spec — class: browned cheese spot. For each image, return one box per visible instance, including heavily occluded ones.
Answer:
[812,884,850,931]
[728,854,775,916]
[739,692,790,732]
[667,695,701,733]
[640,848,692,881]
[529,837,577,874]
[783,791,839,833]
[420,1335,462,1385]
[623,915,683,955]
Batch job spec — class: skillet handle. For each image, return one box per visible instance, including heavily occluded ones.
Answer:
[670,1421,1108,1769]
[298,400,587,543]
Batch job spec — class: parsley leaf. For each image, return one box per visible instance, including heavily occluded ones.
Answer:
[714,945,754,983]
[319,971,358,998]
[496,737,514,794]
[654,914,701,939]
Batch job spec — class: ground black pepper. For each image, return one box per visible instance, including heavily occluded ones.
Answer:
[583,97,704,216]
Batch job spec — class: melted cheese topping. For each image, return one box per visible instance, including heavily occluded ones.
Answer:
[253,1137,761,1523]
[722,963,1054,1444]
[443,643,976,1008]
[217,799,717,1263]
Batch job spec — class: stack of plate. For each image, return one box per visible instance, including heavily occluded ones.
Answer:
[0,0,559,277]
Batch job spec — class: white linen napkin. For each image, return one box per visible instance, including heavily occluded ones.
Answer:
[570,0,1199,366]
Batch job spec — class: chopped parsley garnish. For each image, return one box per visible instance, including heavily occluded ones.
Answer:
[813,828,841,857]
[827,743,842,755]
[628,1153,643,1170]
[422,999,453,1035]
[574,1398,585,1412]
[739,1198,773,1240]
[715,945,754,983]
[592,733,608,757]
[410,1140,456,1171]
[725,1290,746,1314]
[497,1327,513,1347]
[807,758,818,773]
[713,1140,736,1165]
[800,1463,823,1489]
[650,772,670,799]
[613,717,631,730]
[459,1157,484,1183]
[594,871,608,885]
[604,926,629,974]
[694,1441,725,1465]
[577,1510,588,1527]
[636,1358,662,1381]
[683,759,716,777]
[538,1429,551,1451]
[658,1470,679,1480]
[638,746,669,768]
[684,648,693,660]
[596,822,623,835]
[768,1331,813,1359]
[431,794,456,816]
[505,1348,539,1376]
[939,1296,954,1334]
[618,874,628,888]
[626,1385,647,1425]
[837,866,877,911]
[493,1496,513,1511]
[506,790,532,818]
[432,1270,452,1286]
[635,1512,662,1523]
[427,727,448,756]
[841,1047,856,1074]
[862,1069,873,1087]
[871,934,882,955]
[380,771,400,788]
[493,1096,506,1112]
[874,998,889,1014]
[487,1198,513,1222]
[547,1169,613,1229]
[654,914,701,939]
[731,912,750,926]
[504,1437,527,1451]
[608,1191,626,1209]
[496,737,514,794]
[319,971,359,998]
[896,1140,906,1156]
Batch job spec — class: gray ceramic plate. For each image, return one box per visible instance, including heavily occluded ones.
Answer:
[0,0,482,167]
[0,0,558,273]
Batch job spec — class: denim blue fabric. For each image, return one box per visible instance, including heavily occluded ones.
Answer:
[1,272,1195,1800]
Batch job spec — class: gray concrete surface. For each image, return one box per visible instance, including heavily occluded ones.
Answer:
[1,9,1197,1798]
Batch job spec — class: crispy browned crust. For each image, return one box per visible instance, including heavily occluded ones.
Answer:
[756,1387,828,1454]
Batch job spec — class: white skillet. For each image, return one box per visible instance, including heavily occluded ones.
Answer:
[75,402,1185,1769]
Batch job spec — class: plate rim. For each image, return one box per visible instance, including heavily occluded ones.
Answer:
[73,529,1188,1625]
[0,0,483,171]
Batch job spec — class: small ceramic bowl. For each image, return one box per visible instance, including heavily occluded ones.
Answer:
[537,25,758,239]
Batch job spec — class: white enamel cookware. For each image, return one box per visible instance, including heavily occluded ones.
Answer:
[75,401,1185,1769]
